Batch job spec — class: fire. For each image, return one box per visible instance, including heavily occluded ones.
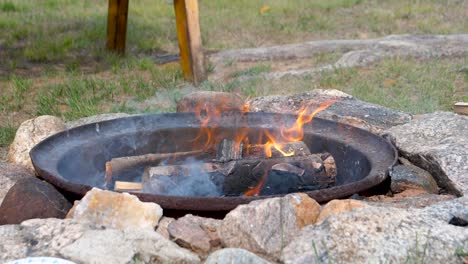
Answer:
[245,99,336,196]
[244,171,267,197]
[281,100,337,142]
[191,101,251,150]
[260,100,337,159]
[263,130,294,158]
[189,98,336,197]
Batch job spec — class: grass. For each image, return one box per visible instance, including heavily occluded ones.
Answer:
[204,56,467,114]
[0,0,466,149]
[0,125,16,147]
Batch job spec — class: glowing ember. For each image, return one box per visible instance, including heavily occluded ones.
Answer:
[244,171,268,197]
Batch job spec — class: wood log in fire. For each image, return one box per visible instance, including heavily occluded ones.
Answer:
[105,149,213,184]
[141,153,335,196]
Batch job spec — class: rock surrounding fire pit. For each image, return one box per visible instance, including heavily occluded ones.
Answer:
[386,112,468,196]
[2,91,468,264]
[247,89,412,133]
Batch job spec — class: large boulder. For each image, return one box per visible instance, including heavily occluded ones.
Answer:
[0,177,72,225]
[0,218,200,264]
[247,90,412,133]
[219,193,320,260]
[386,112,468,196]
[67,188,163,230]
[0,162,33,204]
[8,115,65,171]
[281,197,468,264]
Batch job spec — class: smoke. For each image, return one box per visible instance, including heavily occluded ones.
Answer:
[143,157,223,197]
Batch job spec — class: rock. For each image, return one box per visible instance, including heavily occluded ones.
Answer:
[67,188,162,230]
[386,112,468,196]
[282,197,468,264]
[8,115,65,171]
[65,113,131,129]
[219,193,320,260]
[177,91,245,113]
[366,191,456,209]
[0,218,91,262]
[390,164,439,194]
[205,248,269,264]
[168,214,222,256]
[0,218,200,264]
[316,199,366,224]
[0,162,33,205]
[247,90,412,133]
[0,177,72,225]
[156,216,175,239]
[61,228,200,264]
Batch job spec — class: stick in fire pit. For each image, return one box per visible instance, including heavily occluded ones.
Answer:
[140,140,336,197]
[105,149,211,184]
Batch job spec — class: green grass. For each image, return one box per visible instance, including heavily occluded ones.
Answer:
[231,65,271,78]
[0,125,16,147]
[456,247,468,257]
[317,57,467,114]
[0,0,466,150]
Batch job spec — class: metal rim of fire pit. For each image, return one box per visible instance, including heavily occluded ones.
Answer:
[30,112,397,211]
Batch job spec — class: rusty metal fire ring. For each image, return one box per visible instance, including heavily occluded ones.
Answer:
[30,112,397,212]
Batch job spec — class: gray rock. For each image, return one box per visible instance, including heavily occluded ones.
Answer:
[168,214,222,256]
[0,162,33,205]
[219,193,320,260]
[0,218,200,264]
[0,218,91,262]
[205,248,269,264]
[248,90,411,133]
[281,197,468,264]
[8,115,65,171]
[65,113,131,129]
[367,193,456,209]
[61,228,200,264]
[386,112,468,196]
[390,164,439,194]
[156,216,175,239]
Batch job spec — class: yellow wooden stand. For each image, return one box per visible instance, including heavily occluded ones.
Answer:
[106,0,206,85]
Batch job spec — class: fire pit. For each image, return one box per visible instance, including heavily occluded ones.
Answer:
[30,109,396,213]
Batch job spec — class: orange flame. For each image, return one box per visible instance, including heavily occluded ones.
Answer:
[244,171,268,197]
[188,98,336,197]
[263,130,295,158]
[281,100,336,142]
[245,99,336,196]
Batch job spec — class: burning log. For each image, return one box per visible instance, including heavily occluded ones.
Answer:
[243,141,311,159]
[140,152,336,197]
[216,138,243,162]
[105,149,212,184]
[223,154,334,196]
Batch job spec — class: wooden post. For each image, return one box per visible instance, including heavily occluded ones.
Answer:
[106,0,129,53]
[174,0,207,85]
